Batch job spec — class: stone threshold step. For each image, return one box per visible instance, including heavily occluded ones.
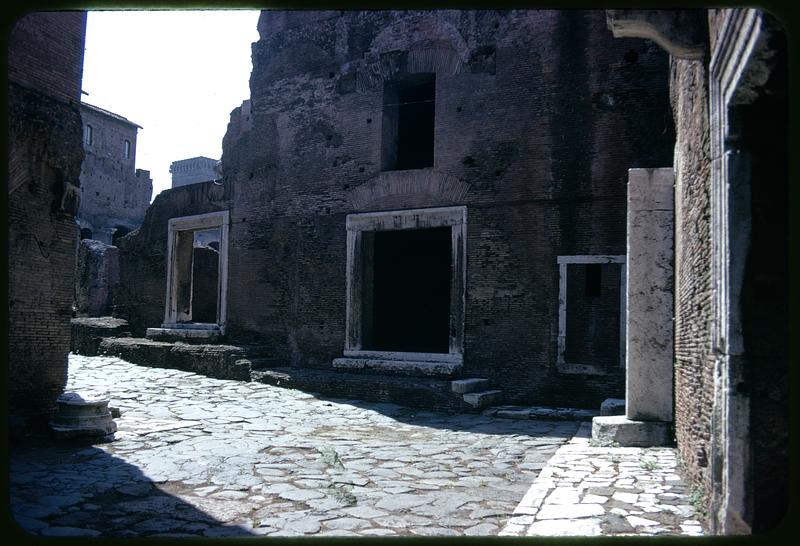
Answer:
[483,405,599,421]
[332,357,462,378]
[146,326,222,343]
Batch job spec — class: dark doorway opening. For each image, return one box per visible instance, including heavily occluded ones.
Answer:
[190,246,219,323]
[363,226,451,353]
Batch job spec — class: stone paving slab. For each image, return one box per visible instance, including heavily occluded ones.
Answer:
[11,354,580,538]
[499,422,704,537]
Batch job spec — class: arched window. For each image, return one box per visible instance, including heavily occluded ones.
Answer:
[123,139,131,159]
[84,124,93,146]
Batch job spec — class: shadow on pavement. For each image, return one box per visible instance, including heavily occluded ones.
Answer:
[307,392,583,439]
[8,433,253,538]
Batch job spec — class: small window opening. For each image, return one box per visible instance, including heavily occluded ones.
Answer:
[585,263,602,297]
[84,124,93,146]
[123,139,131,159]
[382,73,435,171]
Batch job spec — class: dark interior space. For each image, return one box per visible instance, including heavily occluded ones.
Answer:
[365,226,451,353]
[382,73,435,171]
[565,263,621,368]
[191,246,219,324]
[737,33,788,533]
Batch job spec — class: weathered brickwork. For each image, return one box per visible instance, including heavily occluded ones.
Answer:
[78,103,152,244]
[115,181,229,337]
[8,11,86,431]
[210,10,674,408]
[669,9,788,533]
[75,239,120,317]
[7,11,85,104]
[670,55,715,514]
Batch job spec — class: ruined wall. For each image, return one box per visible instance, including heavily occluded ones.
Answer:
[75,239,120,317]
[220,10,674,407]
[8,11,86,431]
[115,181,229,336]
[78,104,152,244]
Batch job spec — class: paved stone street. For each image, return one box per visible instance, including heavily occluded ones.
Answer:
[11,355,579,537]
[501,424,703,537]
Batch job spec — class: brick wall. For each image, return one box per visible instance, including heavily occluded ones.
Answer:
[671,9,788,531]
[670,54,715,511]
[214,10,674,408]
[8,11,86,431]
[7,11,86,103]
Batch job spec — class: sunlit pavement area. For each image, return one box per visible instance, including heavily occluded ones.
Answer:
[10,354,700,537]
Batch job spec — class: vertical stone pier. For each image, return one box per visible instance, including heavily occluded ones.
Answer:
[592,168,674,446]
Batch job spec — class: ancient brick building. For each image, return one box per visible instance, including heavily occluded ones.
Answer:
[606,8,789,534]
[117,9,674,410]
[77,102,152,245]
[8,11,87,431]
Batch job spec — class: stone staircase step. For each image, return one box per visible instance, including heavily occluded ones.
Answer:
[451,378,490,394]
[463,389,504,409]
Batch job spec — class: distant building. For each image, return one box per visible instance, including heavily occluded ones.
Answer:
[78,102,152,245]
[170,156,220,188]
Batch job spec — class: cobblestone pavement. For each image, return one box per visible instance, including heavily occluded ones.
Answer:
[501,424,704,537]
[11,354,581,538]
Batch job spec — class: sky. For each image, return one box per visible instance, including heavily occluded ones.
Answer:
[81,10,260,200]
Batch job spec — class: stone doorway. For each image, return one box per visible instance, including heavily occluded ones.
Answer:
[163,211,229,332]
[344,206,466,366]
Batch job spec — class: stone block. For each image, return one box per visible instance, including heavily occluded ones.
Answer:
[626,168,674,422]
[450,378,490,393]
[600,397,626,416]
[591,415,672,447]
[462,390,503,409]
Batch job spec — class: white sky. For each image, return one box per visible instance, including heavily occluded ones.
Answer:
[81,10,260,200]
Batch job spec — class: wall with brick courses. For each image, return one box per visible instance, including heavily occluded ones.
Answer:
[7,11,86,103]
[670,54,715,512]
[215,9,674,408]
[78,105,152,243]
[115,181,229,336]
[8,11,86,431]
[671,9,788,532]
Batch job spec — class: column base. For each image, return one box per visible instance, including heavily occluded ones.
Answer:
[591,415,672,447]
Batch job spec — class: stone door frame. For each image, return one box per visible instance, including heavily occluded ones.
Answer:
[344,205,467,364]
[556,255,627,375]
[163,210,229,333]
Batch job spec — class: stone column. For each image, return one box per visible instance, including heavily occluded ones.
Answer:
[592,168,674,446]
